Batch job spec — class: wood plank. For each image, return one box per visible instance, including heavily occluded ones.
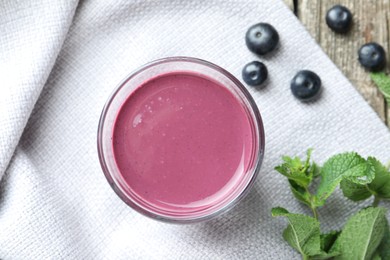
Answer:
[297,0,390,127]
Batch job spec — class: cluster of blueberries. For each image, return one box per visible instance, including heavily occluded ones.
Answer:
[242,5,387,102]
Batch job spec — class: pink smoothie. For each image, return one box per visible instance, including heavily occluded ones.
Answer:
[112,72,254,213]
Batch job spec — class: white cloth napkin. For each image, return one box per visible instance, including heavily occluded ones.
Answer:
[1,0,390,258]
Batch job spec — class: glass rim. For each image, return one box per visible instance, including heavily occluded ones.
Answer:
[97,56,265,223]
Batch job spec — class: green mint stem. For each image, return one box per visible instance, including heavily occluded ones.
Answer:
[304,187,319,220]
[372,196,380,207]
[302,254,309,260]
[311,207,318,220]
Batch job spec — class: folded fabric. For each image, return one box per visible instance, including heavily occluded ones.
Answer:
[1,0,390,258]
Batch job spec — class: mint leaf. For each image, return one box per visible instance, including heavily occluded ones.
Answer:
[368,157,390,199]
[271,207,322,257]
[274,149,315,188]
[335,207,387,260]
[340,179,372,201]
[329,237,341,255]
[372,252,382,260]
[309,231,341,260]
[315,152,373,206]
[340,157,390,201]
[377,220,390,260]
[305,148,314,169]
[320,231,340,252]
[371,72,390,105]
[311,251,340,260]
[312,162,321,178]
[289,180,312,206]
[311,252,340,260]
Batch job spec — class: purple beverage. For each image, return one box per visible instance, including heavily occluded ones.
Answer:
[98,57,264,223]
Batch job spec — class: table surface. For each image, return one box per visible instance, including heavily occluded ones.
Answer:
[284,0,390,128]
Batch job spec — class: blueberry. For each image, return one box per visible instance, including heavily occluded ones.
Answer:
[242,61,268,86]
[245,23,279,55]
[326,5,352,33]
[291,70,322,101]
[358,42,386,71]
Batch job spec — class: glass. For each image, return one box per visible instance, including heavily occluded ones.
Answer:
[97,57,265,223]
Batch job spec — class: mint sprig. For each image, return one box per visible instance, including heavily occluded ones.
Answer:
[274,149,315,188]
[275,149,320,218]
[273,150,390,260]
[371,72,390,105]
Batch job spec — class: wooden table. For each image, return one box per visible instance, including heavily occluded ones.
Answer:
[284,0,390,127]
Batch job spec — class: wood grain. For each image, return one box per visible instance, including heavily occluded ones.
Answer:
[283,0,294,11]
[283,0,390,127]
